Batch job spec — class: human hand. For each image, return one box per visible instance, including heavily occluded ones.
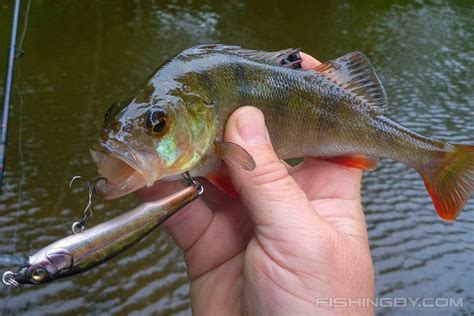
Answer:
[136,53,374,315]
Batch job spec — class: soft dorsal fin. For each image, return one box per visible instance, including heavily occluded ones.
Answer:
[313,51,388,113]
[191,44,303,69]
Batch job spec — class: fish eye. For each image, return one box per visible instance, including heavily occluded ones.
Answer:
[145,109,168,137]
[31,267,48,283]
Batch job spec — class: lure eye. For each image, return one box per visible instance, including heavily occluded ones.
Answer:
[145,109,168,137]
[31,267,48,283]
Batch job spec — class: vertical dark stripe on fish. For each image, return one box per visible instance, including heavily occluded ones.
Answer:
[271,74,290,138]
[312,83,341,132]
[197,71,215,93]
[278,75,292,126]
[231,63,248,106]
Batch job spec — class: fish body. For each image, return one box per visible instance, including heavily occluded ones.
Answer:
[91,44,474,220]
[10,185,199,285]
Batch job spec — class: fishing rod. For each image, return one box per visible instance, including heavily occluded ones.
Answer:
[0,0,22,190]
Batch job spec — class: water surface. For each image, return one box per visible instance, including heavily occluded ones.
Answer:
[0,1,472,315]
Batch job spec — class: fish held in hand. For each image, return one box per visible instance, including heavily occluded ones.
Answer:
[91,44,474,221]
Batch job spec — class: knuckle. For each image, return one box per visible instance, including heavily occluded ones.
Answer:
[249,152,291,187]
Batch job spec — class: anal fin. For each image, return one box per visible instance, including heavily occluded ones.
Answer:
[326,154,378,171]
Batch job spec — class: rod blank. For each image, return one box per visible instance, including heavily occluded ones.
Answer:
[0,0,22,190]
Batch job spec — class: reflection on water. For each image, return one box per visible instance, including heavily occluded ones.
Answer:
[0,0,472,315]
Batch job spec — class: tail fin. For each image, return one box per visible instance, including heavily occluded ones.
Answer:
[420,144,474,221]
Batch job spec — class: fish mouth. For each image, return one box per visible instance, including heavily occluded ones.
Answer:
[90,141,159,199]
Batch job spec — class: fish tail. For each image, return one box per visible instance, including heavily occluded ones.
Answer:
[419,144,474,221]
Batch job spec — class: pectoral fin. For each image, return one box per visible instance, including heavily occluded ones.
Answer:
[216,141,256,171]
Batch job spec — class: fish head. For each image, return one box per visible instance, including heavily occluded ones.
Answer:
[12,249,73,285]
[91,81,216,199]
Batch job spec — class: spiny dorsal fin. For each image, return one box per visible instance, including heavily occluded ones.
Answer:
[191,44,303,69]
[313,51,387,113]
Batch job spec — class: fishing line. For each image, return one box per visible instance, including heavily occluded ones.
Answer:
[12,0,31,256]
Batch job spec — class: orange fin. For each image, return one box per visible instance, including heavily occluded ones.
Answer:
[326,154,378,170]
[216,141,256,171]
[420,144,474,221]
[206,171,238,198]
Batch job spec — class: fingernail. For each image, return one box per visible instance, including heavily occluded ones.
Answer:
[236,108,269,145]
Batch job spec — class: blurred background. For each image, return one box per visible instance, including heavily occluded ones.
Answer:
[0,0,472,315]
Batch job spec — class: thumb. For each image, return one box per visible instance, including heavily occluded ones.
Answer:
[224,106,322,229]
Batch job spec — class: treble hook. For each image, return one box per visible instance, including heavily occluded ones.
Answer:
[69,176,105,234]
[69,176,95,208]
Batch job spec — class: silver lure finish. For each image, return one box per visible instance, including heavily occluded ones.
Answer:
[5,184,201,285]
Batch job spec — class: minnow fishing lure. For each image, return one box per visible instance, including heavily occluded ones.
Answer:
[2,178,202,286]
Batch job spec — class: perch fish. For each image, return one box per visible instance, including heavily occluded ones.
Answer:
[91,44,474,221]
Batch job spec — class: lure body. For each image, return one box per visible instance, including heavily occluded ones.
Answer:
[10,185,199,285]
